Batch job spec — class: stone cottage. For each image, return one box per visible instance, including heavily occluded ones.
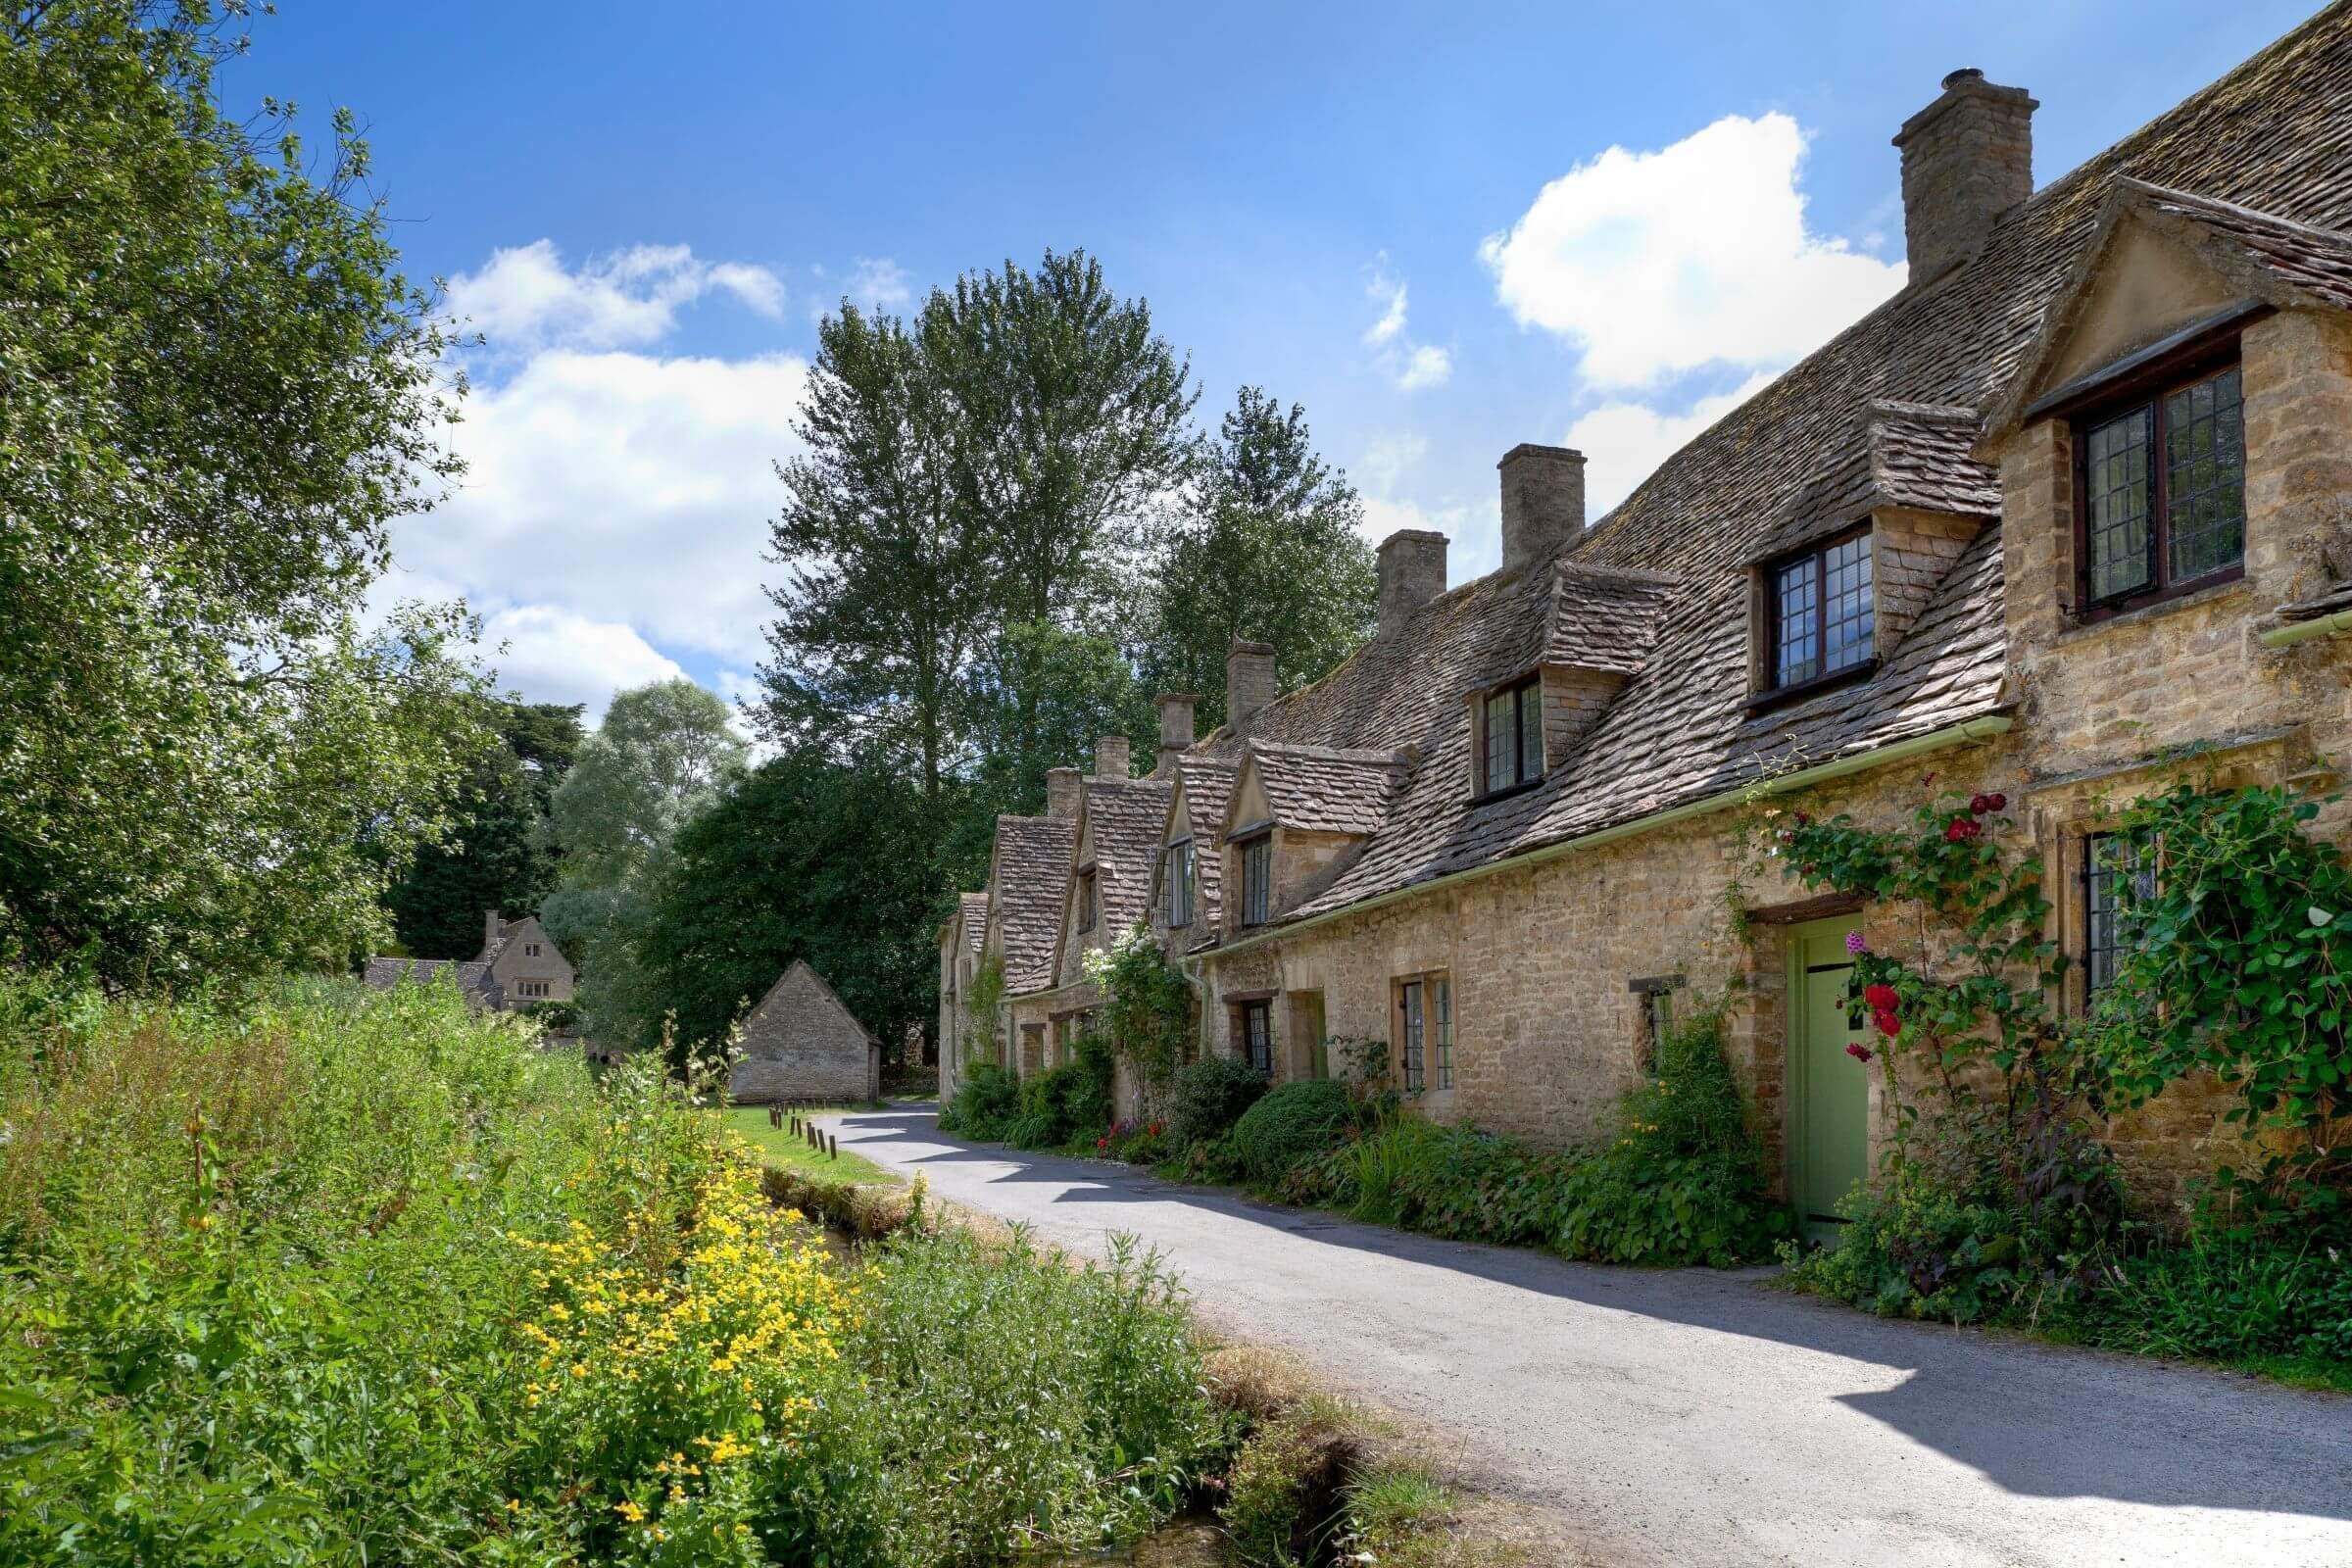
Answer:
[943,8,2352,1229]
[365,908,574,1011]
[729,959,882,1104]
[936,891,991,1103]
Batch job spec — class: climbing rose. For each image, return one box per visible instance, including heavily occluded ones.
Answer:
[1846,1042,1874,1062]
[1945,815,1982,843]
[1874,1009,1901,1038]
[1862,983,1898,1010]
[1986,792,2007,811]
[1844,931,1867,956]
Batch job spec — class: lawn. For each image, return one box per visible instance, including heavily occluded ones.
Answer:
[717,1104,900,1185]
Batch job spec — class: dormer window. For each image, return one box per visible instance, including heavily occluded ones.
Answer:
[1237,831,1272,926]
[1076,868,1097,932]
[1162,839,1194,928]
[2077,361,2244,613]
[1477,675,1543,796]
[1769,529,1874,691]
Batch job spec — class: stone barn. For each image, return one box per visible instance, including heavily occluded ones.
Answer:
[727,960,882,1104]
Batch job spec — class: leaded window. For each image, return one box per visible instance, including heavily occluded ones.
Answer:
[1241,1001,1272,1076]
[1398,979,1426,1093]
[1771,530,1874,689]
[1077,868,1097,931]
[2079,363,2245,611]
[1240,834,1271,926]
[1480,676,1543,794]
[1432,976,1453,1091]
[1163,839,1194,928]
[2084,831,2155,996]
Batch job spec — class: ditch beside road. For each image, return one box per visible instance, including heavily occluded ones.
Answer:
[832,1104,2352,1568]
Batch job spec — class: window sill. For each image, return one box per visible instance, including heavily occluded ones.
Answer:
[1469,776,1544,808]
[2059,573,2249,645]
[1745,659,1879,714]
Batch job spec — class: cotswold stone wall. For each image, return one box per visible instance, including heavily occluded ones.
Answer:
[729,965,878,1104]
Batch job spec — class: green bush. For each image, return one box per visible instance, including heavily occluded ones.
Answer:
[1167,1055,1269,1149]
[1233,1079,1353,1186]
[1218,1409,1348,1567]
[938,1059,1020,1139]
[2061,1232,2352,1365]
[0,976,1222,1565]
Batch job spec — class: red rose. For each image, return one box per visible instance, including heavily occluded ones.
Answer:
[1793,811,1811,827]
[1149,1121,1163,1137]
[1944,816,1982,843]
[1845,1042,1874,1062]
[1874,1008,1901,1038]
[1986,792,2007,812]
[1097,1137,1110,1152]
[1862,983,1898,1010]
[1969,793,1992,815]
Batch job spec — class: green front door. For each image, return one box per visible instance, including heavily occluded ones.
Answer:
[1790,918,1870,1240]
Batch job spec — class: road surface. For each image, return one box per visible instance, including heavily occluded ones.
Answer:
[830,1105,2352,1568]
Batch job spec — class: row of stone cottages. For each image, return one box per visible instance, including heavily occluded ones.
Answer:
[938,8,2352,1229]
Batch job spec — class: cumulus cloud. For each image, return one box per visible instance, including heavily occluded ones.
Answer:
[448,239,786,357]
[1481,113,1905,388]
[479,606,686,721]
[1362,255,1453,392]
[392,347,810,700]
[846,257,913,312]
[1565,370,1777,516]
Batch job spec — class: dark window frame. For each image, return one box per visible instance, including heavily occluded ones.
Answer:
[1396,969,1449,1093]
[2068,346,2247,621]
[1076,866,1098,932]
[1237,831,1272,927]
[1239,999,1273,1077]
[1163,838,1194,929]
[1763,524,1876,695]
[1476,674,1544,798]
[2082,830,2156,1000]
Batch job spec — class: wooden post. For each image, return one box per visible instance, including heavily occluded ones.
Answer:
[827,1133,838,1161]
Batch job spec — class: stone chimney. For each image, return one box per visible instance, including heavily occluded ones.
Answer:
[1092,733,1132,780]
[1154,693,1197,776]
[1498,444,1586,571]
[1045,766,1083,820]
[1226,638,1276,731]
[1376,529,1448,637]
[1892,69,2036,282]
[484,909,503,952]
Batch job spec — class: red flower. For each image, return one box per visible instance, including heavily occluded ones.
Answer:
[1862,983,1899,1011]
[1986,792,2007,812]
[1149,1121,1163,1138]
[1944,816,1982,843]
[1097,1137,1110,1152]
[1846,1042,1874,1062]
[1874,1008,1901,1038]
[1969,793,1992,815]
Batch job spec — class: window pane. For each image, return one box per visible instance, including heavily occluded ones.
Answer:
[1516,682,1543,783]
[2084,832,2155,995]
[1400,981,1424,1092]
[2165,367,2246,583]
[2085,406,2154,602]
[1821,534,1874,674]
[1484,690,1512,792]
[1775,556,1820,686]
[1434,977,1453,1090]
[1244,1003,1271,1076]
[1244,838,1270,924]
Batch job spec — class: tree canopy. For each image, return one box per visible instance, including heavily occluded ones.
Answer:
[0,2,482,987]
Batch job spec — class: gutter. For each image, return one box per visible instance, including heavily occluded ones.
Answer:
[1200,714,2014,963]
[2258,609,2352,649]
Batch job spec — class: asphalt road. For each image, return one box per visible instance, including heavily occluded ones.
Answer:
[830,1105,2352,1568]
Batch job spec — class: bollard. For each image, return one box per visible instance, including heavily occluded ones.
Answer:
[827,1133,838,1161]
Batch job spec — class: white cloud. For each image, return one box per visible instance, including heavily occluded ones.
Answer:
[1361,255,1453,393]
[480,606,686,721]
[1396,344,1451,391]
[396,347,809,688]
[1481,113,1906,388]
[448,239,785,357]
[1565,370,1777,516]
[846,257,913,312]
[1357,431,1428,497]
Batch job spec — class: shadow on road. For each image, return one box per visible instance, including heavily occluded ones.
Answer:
[828,1106,2352,1529]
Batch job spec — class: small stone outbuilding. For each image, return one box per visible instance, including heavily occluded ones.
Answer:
[728,960,882,1104]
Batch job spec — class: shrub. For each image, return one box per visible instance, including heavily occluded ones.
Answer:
[938,1060,1020,1139]
[2060,1231,2352,1365]
[1233,1079,1353,1186]
[1001,1035,1116,1152]
[1167,1055,1269,1149]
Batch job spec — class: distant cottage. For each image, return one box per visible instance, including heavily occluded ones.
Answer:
[364,909,575,1011]
[729,960,882,1104]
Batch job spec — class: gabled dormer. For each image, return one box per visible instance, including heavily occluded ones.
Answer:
[1150,754,1235,948]
[1466,560,1678,799]
[1744,401,1999,707]
[1223,741,1408,928]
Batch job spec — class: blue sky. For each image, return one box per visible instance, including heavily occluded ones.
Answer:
[222,1,2316,720]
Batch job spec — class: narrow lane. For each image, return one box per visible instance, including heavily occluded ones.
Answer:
[831,1105,2352,1568]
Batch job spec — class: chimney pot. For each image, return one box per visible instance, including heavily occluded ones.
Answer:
[1497,444,1587,571]
[1226,639,1276,731]
[1045,767,1083,820]
[485,909,502,953]
[1092,733,1132,780]
[1893,71,2036,281]
[1376,529,1449,637]
[1153,693,1198,776]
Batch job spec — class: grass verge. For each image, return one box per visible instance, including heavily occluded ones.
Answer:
[714,1103,898,1184]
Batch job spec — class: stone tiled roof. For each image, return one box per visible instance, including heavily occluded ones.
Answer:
[1545,563,1682,673]
[957,892,990,957]
[363,957,493,1000]
[1081,776,1176,939]
[992,814,1074,994]
[1203,5,2352,931]
[1753,402,2002,562]
[2127,180,2352,312]
[1246,741,1409,836]
[1173,756,1237,943]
